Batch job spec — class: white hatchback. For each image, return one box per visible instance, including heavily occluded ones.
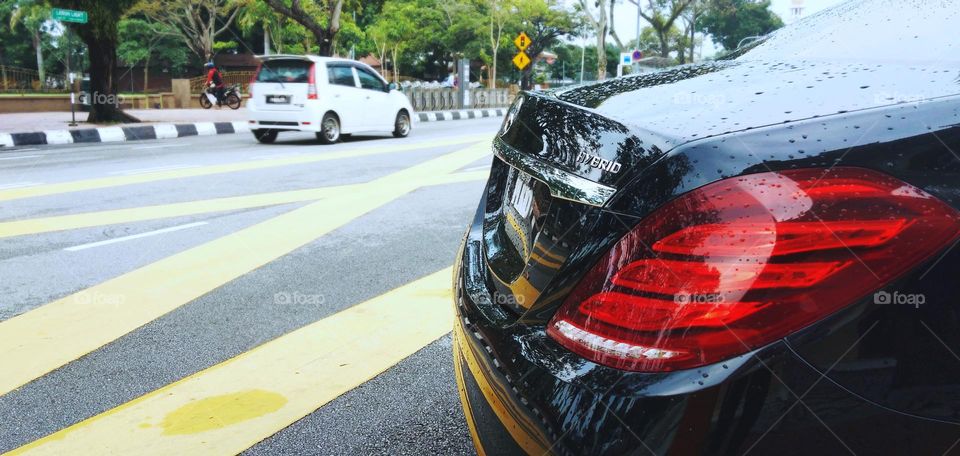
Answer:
[247,55,415,144]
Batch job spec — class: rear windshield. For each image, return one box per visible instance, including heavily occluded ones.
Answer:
[256,60,312,83]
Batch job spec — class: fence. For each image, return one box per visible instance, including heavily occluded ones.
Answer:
[189,71,256,93]
[404,88,510,111]
[0,65,68,93]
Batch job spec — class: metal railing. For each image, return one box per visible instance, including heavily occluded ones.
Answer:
[404,88,510,112]
[0,65,68,93]
[189,71,256,93]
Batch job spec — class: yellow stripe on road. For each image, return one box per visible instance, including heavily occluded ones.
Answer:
[0,170,489,239]
[0,134,490,203]
[8,268,455,456]
[0,142,490,396]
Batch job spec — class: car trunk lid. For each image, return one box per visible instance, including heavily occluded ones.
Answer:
[478,93,669,321]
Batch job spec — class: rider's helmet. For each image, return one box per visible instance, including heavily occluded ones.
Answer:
[204,61,215,69]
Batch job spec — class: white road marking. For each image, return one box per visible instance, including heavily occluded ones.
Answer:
[250,152,307,160]
[0,181,43,190]
[133,143,191,151]
[64,221,208,252]
[459,165,491,172]
[109,164,198,175]
[0,154,41,161]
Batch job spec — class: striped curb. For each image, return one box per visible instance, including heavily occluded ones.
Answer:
[0,110,504,149]
[0,121,251,148]
[416,108,505,123]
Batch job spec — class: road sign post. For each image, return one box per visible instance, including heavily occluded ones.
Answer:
[52,8,87,126]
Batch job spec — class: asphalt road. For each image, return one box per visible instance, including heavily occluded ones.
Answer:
[0,117,504,455]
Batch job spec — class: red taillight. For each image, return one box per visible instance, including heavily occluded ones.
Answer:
[547,167,960,372]
[307,63,318,100]
[249,62,261,97]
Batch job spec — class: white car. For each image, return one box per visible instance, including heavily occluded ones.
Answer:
[247,55,414,144]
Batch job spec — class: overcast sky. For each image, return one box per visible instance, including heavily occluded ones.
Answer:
[606,0,846,57]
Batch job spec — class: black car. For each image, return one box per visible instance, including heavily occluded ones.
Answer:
[452,1,960,454]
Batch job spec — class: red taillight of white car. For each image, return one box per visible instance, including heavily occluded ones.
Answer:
[307,63,318,100]
[547,167,960,372]
[249,62,261,98]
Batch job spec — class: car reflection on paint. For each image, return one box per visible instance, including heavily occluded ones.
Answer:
[452,1,960,454]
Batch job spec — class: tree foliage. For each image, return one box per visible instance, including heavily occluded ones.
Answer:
[698,0,783,50]
[50,0,140,122]
[132,0,242,61]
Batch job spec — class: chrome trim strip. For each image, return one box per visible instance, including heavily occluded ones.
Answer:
[492,138,616,207]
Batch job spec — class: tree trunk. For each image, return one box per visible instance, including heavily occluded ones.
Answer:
[659,31,670,57]
[143,55,150,94]
[33,32,45,89]
[490,49,498,89]
[264,27,271,55]
[83,34,137,122]
[391,47,399,84]
[596,32,607,80]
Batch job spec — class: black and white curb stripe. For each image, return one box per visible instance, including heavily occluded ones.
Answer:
[416,108,505,123]
[0,121,251,148]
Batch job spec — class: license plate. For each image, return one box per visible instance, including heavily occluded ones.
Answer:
[504,170,536,258]
[266,95,290,104]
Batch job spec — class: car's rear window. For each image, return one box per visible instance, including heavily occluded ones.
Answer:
[256,60,312,83]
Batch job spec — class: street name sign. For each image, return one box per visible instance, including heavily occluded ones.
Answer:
[52,8,88,24]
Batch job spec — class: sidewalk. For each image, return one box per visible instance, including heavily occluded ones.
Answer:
[0,109,248,134]
[0,107,505,148]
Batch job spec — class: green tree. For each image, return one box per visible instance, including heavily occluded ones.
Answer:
[133,0,243,62]
[50,0,140,122]
[576,0,611,80]
[514,0,573,89]
[698,0,783,51]
[8,0,51,88]
[629,0,694,58]
[118,18,186,92]
[367,0,421,82]
[261,0,345,56]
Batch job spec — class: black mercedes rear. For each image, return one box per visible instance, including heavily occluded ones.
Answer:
[452,1,960,454]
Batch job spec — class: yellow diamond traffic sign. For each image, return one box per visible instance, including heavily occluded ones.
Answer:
[514,32,531,52]
[512,52,531,70]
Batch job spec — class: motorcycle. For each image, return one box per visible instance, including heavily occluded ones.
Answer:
[200,83,242,110]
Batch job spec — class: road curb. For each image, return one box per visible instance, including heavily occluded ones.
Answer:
[0,121,251,148]
[0,110,504,149]
[416,108,505,123]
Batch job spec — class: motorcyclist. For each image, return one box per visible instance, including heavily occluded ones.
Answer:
[204,61,226,107]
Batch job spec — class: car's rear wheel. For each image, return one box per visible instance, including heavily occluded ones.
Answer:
[392,111,411,138]
[253,129,278,144]
[317,113,341,144]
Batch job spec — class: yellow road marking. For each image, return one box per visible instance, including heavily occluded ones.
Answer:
[0,142,490,396]
[0,134,490,203]
[8,268,455,456]
[0,170,489,239]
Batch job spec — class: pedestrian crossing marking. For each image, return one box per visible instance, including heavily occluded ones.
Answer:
[0,142,489,397]
[0,169,489,239]
[0,134,490,203]
[8,268,454,455]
